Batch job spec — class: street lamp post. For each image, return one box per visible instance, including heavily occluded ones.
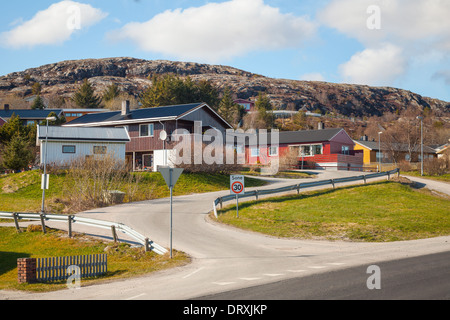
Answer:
[417,116,424,176]
[378,131,383,172]
[41,117,56,214]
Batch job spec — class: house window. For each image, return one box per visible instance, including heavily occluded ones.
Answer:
[140,124,154,137]
[313,145,323,155]
[269,146,278,156]
[342,146,350,155]
[251,148,260,157]
[62,145,76,154]
[143,154,153,170]
[93,146,107,155]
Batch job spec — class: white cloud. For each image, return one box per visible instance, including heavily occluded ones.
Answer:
[339,44,407,86]
[318,0,450,47]
[319,0,450,86]
[1,1,107,48]
[111,0,316,62]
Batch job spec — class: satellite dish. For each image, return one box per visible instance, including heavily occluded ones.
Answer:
[159,130,168,141]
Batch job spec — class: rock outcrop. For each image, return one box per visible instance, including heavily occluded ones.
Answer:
[0,57,448,117]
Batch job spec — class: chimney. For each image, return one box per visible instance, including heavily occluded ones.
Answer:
[318,121,324,130]
[121,100,130,116]
[4,104,9,112]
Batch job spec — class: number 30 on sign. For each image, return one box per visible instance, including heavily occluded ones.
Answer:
[230,175,245,195]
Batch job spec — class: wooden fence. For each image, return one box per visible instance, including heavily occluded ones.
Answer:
[36,254,107,282]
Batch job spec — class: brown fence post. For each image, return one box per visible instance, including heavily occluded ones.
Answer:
[17,258,37,284]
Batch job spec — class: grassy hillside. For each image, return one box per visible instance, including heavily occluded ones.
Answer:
[0,170,267,214]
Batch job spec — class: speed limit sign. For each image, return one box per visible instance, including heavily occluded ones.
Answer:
[230,175,245,195]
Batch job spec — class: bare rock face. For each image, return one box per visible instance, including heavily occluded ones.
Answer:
[0,57,448,117]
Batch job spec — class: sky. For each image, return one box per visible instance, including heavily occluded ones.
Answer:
[0,0,449,102]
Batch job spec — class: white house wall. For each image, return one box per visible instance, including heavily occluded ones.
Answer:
[40,141,127,166]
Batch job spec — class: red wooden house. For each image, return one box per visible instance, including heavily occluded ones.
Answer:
[245,128,363,171]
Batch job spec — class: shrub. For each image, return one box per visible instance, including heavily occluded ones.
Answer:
[424,157,449,176]
[64,155,130,212]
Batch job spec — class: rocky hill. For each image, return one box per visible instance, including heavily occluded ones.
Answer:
[0,57,449,117]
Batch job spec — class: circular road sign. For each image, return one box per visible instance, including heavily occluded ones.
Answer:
[231,181,244,194]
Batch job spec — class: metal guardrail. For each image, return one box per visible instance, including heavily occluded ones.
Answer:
[0,212,167,255]
[212,169,400,218]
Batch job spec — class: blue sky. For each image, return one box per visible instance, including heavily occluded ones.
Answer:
[1,0,449,102]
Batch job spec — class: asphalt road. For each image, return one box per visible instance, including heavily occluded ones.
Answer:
[195,251,450,300]
[1,170,449,301]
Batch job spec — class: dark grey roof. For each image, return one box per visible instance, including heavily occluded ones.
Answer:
[277,128,343,144]
[38,126,130,143]
[0,109,63,120]
[65,103,207,126]
[229,128,344,146]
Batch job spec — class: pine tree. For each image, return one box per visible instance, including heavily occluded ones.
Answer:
[217,87,240,127]
[31,95,45,110]
[71,79,102,108]
[2,134,33,171]
[102,83,121,102]
[139,74,220,109]
[255,93,274,129]
[0,114,26,145]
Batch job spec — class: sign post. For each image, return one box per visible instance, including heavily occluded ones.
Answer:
[159,167,184,258]
[230,175,245,218]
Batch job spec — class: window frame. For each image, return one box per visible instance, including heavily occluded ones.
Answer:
[93,146,107,155]
[62,145,76,154]
[139,123,154,137]
[269,146,278,156]
[250,148,260,157]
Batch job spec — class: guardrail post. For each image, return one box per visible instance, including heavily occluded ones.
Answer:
[13,213,21,233]
[331,179,335,189]
[219,198,223,210]
[111,225,118,243]
[40,214,47,234]
[213,201,218,219]
[296,185,300,195]
[363,176,367,184]
[145,238,150,252]
[255,190,259,201]
[68,215,73,238]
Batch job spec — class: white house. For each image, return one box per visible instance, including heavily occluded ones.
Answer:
[37,126,130,166]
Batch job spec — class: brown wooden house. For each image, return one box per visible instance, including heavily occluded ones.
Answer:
[64,101,232,171]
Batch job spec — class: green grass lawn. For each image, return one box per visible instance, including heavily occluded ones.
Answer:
[0,170,267,214]
[214,181,450,242]
[0,226,189,292]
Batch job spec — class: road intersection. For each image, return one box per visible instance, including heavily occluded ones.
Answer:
[1,170,449,300]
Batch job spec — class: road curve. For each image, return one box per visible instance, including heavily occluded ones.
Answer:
[1,170,449,300]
